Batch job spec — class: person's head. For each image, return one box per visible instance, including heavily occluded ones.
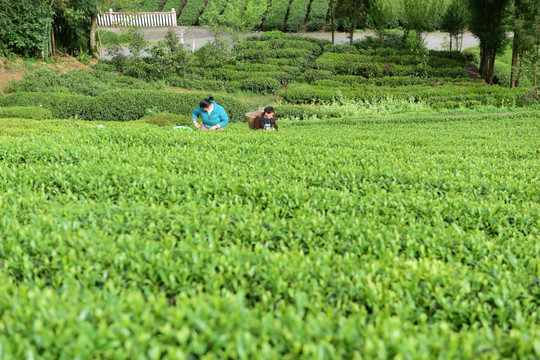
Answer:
[263,106,274,119]
[199,96,214,111]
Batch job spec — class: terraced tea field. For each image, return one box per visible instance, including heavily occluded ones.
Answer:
[0,111,539,359]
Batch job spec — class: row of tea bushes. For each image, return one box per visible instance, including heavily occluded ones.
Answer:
[0,112,539,357]
[0,90,251,122]
[280,83,530,108]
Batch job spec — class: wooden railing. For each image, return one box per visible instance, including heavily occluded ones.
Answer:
[98,9,177,27]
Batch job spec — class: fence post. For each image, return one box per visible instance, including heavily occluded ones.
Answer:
[108,8,114,26]
[172,8,177,27]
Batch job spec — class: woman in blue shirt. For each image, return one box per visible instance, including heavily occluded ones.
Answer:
[191,96,229,131]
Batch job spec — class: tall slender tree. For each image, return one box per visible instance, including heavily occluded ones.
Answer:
[467,0,511,84]
[510,0,540,87]
[335,0,370,45]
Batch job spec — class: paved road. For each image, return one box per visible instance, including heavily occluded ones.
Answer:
[99,26,479,58]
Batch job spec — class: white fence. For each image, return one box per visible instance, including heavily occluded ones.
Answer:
[98,9,177,27]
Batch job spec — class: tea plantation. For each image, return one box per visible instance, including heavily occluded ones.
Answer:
[0,111,539,358]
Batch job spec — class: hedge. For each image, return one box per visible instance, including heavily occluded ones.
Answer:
[240,77,282,94]
[0,93,92,119]
[177,0,206,26]
[274,104,319,119]
[198,0,229,26]
[263,0,290,31]
[306,0,331,31]
[280,83,529,107]
[285,0,310,32]
[0,91,252,122]
[0,106,53,120]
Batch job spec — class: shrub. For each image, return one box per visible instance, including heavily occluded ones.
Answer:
[86,90,251,122]
[0,106,53,120]
[285,0,310,32]
[263,0,290,31]
[428,50,467,63]
[240,77,282,94]
[140,112,193,127]
[521,87,540,106]
[177,0,206,26]
[306,0,331,31]
[0,90,251,122]
[274,104,318,119]
[5,68,62,93]
[0,92,92,119]
[7,68,163,96]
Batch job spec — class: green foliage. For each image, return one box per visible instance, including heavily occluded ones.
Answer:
[0,0,53,57]
[6,68,162,96]
[400,0,449,33]
[177,0,207,26]
[148,30,192,78]
[240,76,282,94]
[0,92,92,119]
[0,106,53,120]
[286,0,311,32]
[368,0,400,34]
[521,87,540,105]
[263,0,290,31]
[0,112,539,357]
[0,90,251,122]
[306,0,331,31]
[140,111,193,127]
[441,0,469,38]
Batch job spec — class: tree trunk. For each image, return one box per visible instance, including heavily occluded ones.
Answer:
[90,14,99,59]
[479,44,488,79]
[51,25,55,56]
[487,51,496,85]
[349,26,354,45]
[516,49,524,87]
[510,0,521,88]
[330,0,335,44]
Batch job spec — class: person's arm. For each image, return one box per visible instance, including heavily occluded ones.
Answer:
[210,107,229,130]
[271,117,278,130]
[191,107,202,128]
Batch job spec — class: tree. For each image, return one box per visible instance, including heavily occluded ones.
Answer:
[368,0,399,43]
[509,0,540,87]
[0,0,53,57]
[50,0,138,59]
[335,0,370,45]
[400,0,448,36]
[467,0,511,84]
[441,0,469,51]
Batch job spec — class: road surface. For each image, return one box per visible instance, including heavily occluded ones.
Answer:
[99,26,479,58]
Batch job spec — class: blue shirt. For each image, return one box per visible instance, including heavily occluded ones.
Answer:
[191,101,229,128]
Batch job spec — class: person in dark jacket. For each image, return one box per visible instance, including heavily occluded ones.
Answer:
[252,106,278,131]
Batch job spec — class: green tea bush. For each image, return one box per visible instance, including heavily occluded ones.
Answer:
[241,77,282,94]
[0,90,251,122]
[521,87,540,106]
[428,50,467,63]
[86,90,251,122]
[177,0,206,25]
[7,68,162,96]
[306,0,331,31]
[0,112,539,358]
[0,92,92,119]
[140,112,193,127]
[274,104,319,119]
[285,0,310,32]
[262,0,290,31]
[0,106,53,120]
